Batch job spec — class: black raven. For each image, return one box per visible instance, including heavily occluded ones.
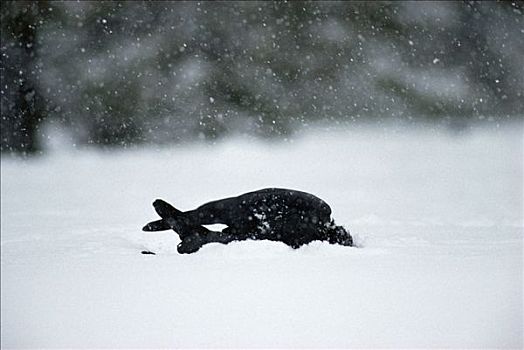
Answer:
[143,188,353,254]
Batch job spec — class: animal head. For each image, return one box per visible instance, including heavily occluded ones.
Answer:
[326,220,353,246]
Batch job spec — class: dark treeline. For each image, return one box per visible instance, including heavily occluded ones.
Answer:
[1,1,523,153]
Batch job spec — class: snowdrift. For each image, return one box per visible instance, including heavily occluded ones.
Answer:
[1,125,522,348]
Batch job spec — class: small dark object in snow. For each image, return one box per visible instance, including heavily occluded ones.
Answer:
[141,250,156,255]
[143,188,353,254]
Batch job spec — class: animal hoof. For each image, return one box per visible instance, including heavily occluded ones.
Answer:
[177,241,201,254]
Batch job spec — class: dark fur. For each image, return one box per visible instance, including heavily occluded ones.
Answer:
[143,188,353,254]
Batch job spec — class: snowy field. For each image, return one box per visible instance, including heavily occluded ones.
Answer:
[1,124,523,348]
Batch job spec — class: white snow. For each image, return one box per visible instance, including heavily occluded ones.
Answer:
[1,124,523,348]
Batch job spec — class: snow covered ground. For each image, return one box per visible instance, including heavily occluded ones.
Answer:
[1,123,523,348]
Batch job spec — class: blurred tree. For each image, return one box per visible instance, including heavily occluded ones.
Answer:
[1,1,522,154]
[1,1,52,153]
